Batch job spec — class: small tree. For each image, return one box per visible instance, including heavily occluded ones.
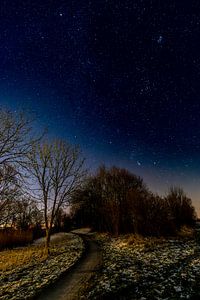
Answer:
[28,139,84,254]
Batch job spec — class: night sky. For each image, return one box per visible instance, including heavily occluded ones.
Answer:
[1,1,200,212]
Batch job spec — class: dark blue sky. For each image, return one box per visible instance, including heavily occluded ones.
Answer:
[1,1,200,212]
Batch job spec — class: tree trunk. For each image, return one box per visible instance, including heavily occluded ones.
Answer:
[45,228,51,255]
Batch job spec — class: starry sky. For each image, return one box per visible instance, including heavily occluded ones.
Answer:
[1,1,200,213]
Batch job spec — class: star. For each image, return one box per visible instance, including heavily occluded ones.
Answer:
[1,1,200,214]
[158,35,163,43]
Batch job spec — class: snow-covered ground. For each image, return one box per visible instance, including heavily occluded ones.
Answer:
[87,234,200,299]
[33,232,70,245]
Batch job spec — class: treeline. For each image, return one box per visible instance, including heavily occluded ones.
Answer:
[71,166,197,236]
[0,205,72,249]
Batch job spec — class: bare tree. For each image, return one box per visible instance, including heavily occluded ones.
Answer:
[0,164,21,219]
[0,109,39,166]
[28,139,85,253]
[0,109,42,221]
[71,166,147,234]
[166,187,197,227]
[14,197,43,230]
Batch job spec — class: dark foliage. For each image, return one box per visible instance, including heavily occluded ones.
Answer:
[0,228,33,249]
[53,208,73,232]
[166,187,197,228]
[71,166,197,236]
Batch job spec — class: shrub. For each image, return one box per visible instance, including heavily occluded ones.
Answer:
[0,229,33,249]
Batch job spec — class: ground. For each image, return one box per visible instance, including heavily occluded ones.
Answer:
[0,233,84,300]
[1,229,200,300]
[86,232,200,299]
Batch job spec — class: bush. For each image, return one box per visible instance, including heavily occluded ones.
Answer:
[0,229,33,249]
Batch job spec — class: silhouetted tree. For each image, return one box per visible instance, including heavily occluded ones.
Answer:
[166,187,196,228]
[71,166,148,235]
[0,109,42,225]
[0,164,21,224]
[128,190,174,235]
[28,139,85,254]
[14,198,42,230]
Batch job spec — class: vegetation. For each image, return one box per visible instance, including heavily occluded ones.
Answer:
[0,229,33,249]
[0,108,199,299]
[71,166,197,236]
[0,110,40,219]
[0,233,84,300]
[86,233,200,299]
[0,109,197,246]
[27,140,84,253]
[0,239,46,272]
[0,110,83,252]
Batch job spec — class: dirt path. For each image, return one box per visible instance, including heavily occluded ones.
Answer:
[35,235,102,300]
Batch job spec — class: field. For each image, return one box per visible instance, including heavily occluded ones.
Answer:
[1,229,200,300]
[0,233,84,300]
[87,231,200,299]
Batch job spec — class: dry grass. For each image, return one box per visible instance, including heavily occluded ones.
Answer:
[111,234,166,252]
[177,225,195,239]
[0,229,33,249]
[126,234,145,245]
[112,229,195,253]
[0,233,76,272]
[0,245,47,272]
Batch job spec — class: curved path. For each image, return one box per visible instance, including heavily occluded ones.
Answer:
[35,234,102,300]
